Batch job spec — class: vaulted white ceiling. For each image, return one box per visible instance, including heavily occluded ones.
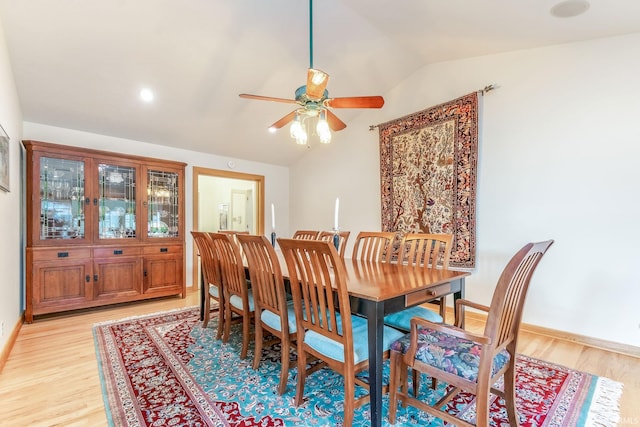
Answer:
[1,0,639,165]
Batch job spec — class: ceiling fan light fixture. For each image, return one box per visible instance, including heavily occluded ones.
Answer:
[295,128,308,145]
[309,68,328,86]
[306,68,329,100]
[290,111,308,144]
[317,109,331,144]
[290,118,303,139]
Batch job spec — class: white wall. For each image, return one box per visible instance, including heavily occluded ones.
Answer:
[0,18,23,352]
[291,33,640,348]
[23,122,291,288]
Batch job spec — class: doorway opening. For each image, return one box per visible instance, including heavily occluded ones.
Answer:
[192,166,264,287]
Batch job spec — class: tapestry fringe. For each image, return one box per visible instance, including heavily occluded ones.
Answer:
[585,377,624,427]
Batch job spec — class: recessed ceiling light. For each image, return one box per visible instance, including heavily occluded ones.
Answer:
[550,0,590,18]
[139,88,154,103]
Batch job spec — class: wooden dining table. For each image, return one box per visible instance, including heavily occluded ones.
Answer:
[198,254,470,427]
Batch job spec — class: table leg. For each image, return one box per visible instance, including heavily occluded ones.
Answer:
[453,276,466,328]
[199,260,205,321]
[365,300,385,427]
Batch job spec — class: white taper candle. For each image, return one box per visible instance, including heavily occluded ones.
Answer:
[271,203,275,230]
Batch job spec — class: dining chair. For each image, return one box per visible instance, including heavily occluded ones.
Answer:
[383,233,453,331]
[278,238,405,427]
[388,240,554,427]
[209,232,255,359]
[218,230,250,259]
[292,230,320,240]
[191,231,225,337]
[351,231,396,262]
[318,230,351,257]
[237,234,297,395]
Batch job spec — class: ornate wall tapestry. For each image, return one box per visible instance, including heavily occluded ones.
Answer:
[379,92,478,268]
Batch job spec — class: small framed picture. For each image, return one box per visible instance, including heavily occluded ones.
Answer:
[0,124,9,192]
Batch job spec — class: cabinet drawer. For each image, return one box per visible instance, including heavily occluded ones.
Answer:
[143,245,183,255]
[405,282,451,306]
[93,247,143,258]
[31,248,91,262]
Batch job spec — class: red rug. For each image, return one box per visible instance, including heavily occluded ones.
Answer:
[93,307,622,426]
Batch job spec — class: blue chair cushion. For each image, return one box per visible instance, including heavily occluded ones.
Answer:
[229,290,255,312]
[383,306,443,331]
[260,300,297,334]
[208,284,220,298]
[304,314,405,364]
[390,326,510,382]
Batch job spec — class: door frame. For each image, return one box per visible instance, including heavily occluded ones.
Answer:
[192,166,265,287]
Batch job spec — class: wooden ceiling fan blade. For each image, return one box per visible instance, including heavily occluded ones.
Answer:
[326,110,347,131]
[268,110,298,130]
[239,94,298,104]
[325,96,385,109]
[305,68,329,100]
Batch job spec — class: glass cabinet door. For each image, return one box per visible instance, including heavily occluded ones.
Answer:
[39,157,86,241]
[147,169,179,238]
[98,163,137,239]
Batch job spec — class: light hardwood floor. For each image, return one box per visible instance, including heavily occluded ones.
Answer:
[0,290,638,426]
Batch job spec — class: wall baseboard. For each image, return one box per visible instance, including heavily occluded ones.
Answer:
[0,315,23,373]
[463,311,640,359]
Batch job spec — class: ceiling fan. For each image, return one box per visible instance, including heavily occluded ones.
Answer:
[239,0,384,144]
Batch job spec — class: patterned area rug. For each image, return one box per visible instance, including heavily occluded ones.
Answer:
[93,307,622,427]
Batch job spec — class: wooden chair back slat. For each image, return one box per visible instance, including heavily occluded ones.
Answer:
[399,233,452,268]
[487,245,547,349]
[318,230,351,257]
[292,230,320,240]
[237,234,285,318]
[352,231,396,262]
[191,231,221,288]
[279,238,353,351]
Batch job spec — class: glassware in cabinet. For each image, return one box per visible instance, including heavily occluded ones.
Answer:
[39,156,86,240]
[146,169,179,238]
[97,163,137,239]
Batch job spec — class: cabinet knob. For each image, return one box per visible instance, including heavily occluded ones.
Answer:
[84,197,90,205]
[94,274,98,282]
[86,275,90,282]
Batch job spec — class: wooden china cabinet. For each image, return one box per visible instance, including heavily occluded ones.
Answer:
[23,140,187,322]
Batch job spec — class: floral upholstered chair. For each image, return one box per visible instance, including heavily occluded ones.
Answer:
[388,240,554,427]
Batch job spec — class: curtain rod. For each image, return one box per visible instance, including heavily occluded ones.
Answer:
[368,84,497,131]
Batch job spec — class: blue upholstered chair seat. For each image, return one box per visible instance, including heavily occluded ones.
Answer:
[383,305,443,331]
[304,314,405,364]
[261,300,297,333]
[390,327,510,382]
[208,284,220,298]
[229,289,255,312]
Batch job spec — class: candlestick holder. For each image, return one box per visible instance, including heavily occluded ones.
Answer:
[332,228,340,251]
[271,231,276,248]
